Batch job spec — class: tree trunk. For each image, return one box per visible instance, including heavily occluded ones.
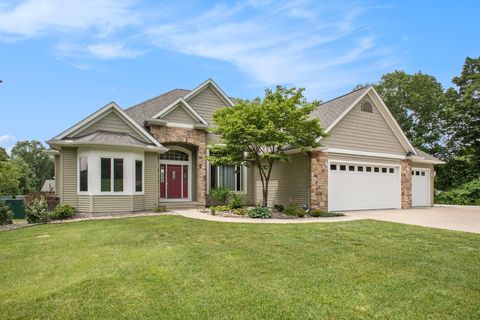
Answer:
[262,181,269,207]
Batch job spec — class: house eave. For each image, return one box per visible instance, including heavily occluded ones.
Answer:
[47,140,168,153]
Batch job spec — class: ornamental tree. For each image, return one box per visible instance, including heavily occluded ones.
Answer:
[208,86,326,207]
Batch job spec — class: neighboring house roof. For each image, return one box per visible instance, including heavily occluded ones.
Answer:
[312,86,370,129]
[41,180,55,192]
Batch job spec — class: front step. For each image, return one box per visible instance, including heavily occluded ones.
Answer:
[160,201,204,210]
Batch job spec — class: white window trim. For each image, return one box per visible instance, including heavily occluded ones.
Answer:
[100,157,125,194]
[77,156,89,195]
[133,159,144,194]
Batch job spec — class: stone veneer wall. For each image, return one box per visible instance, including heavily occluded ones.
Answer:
[401,159,412,209]
[310,151,329,211]
[149,125,207,205]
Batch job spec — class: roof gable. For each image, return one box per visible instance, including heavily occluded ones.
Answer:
[52,102,163,148]
[321,94,407,155]
[314,86,416,154]
[152,98,208,124]
[184,79,234,107]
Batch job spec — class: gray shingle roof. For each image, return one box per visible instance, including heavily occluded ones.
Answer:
[311,86,370,128]
[72,131,154,147]
[414,147,443,162]
[125,89,190,126]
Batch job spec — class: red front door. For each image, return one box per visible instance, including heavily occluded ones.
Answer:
[167,165,182,199]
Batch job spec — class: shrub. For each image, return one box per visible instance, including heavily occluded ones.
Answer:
[210,205,230,215]
[210,187,231,204]
[232,207,248,215]
[229,193,243,209]
[0,201,13,225]
[285,204,305,217]
[154,205,167,213]
[25,196,49,223]
[309,209,345,217]
[248,207,272,219]
[50,204,76,220]
[273,204,284,212]
[435,179,480,205]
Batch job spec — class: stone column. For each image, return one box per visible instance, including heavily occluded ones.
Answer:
[310,151,328,211]
[401,159,412,209]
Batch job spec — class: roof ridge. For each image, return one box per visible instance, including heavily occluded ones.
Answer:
[318,85,371,107]
[124,88,190,111]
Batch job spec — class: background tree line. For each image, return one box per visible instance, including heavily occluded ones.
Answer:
[0,141,54,196]
[354,56,479,196]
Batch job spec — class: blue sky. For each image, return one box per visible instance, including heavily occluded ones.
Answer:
[0,0,479,152]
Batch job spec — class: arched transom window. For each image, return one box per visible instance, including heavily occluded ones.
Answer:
[160,150,189,161]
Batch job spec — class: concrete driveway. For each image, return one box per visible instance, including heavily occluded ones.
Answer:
[344,205,480,234]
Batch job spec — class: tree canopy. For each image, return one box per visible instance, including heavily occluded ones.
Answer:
[209,86,326,207]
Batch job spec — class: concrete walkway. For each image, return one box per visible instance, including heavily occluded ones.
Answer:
[173,206,480,234]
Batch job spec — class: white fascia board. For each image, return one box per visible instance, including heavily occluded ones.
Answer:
[183,78,235,107]
[153,98,208,125]
[319,147,406,160]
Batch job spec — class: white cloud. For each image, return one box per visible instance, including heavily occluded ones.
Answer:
[0,0,139,39]
[0,134,15,145]
[86,43,144,59]
[145,0,397,97]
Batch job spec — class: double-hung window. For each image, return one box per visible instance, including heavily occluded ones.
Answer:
[135,160,143,192]
[101,158,124,192]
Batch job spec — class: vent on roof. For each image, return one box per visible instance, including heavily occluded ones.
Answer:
[361,101,373,113]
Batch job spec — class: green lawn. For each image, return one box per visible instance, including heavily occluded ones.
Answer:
[1,216,479,319]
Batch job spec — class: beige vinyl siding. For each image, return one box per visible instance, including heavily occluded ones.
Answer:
[78,195,91,212]
[144,152,159,209]
[54,155,61,197]
[321,97,406,155]
[133,195,145,211]
[70,110,144,141]
[162,104,198,125]
[412,162,435,206]
[61,147,78,208]
[93,195,131,212]
[187,86,230,124]
[254,153,309,207]
[245,166,254,205]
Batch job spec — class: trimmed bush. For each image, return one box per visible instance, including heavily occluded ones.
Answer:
[285,204,305,217]
[210,187,231,204]
[309,209,345,217]
[229,193,243,209]
[51,204,76,220]
[25,196,49,223]
[248,207,272,219]
[273,204,284,212]
[0,201,13,225]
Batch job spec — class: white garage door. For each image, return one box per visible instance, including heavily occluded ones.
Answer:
[412,169,430,207]
[329,162,401,211]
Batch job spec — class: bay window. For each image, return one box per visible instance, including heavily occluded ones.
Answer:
[135,160,143,192]
[79,157,88,192]
[101,158,124,192]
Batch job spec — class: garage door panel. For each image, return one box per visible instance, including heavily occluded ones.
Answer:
[329,162,401,211]
[412,169,430,207]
